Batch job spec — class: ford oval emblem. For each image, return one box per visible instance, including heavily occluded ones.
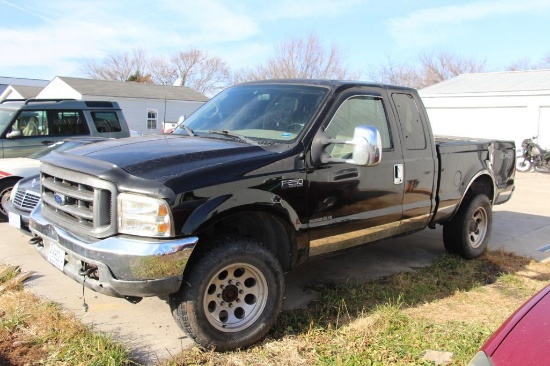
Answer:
[54,193,66,205]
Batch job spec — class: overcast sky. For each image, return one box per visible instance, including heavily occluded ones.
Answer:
[1,0,550,82]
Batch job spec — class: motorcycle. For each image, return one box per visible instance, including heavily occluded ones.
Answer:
[515,137,550,173]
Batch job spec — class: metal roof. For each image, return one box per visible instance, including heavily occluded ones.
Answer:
[419,69,550,95]
[56,77,209,102]
[0,76,49,87]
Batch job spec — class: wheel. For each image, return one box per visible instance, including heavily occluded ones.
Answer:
[169,235,284,351]
[515,157,532,172]
[443,194,492,259]
[0,179,19,222]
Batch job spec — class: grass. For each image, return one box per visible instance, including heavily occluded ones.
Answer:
[0,265,136,366]
[1,250,549,365]
[163,251,550,366]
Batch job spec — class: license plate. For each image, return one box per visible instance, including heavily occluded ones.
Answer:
[47,242,66,271]
[8,212,21,229]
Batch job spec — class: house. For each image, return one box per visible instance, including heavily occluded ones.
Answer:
[0,76,49,100]
[419,69,550,149]
[36,77,209,134]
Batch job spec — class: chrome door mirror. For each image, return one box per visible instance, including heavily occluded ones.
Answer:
[312,125,382,166]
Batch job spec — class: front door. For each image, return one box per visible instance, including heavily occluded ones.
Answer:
[306,88,405,256]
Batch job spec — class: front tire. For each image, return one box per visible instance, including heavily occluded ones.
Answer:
[443,194,492,259]
[0,179,19,222]
[170,235,284,351]
[516,157,532,172]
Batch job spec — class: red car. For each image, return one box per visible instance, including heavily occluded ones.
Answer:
[470,284,550,365]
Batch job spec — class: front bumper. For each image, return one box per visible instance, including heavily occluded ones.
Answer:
[29,205,198,299]
[4,200,32,235]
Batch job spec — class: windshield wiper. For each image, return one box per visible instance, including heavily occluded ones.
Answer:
[181,124,195,137]
[207,130,260,146]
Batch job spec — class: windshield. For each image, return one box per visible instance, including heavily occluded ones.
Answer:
[0,109,17,134]
[174,84,328,144]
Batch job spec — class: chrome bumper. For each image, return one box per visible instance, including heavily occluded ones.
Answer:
[29,205,198,298]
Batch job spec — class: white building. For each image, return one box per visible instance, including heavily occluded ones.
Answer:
[37,77,208,134]
[419,69,550,149]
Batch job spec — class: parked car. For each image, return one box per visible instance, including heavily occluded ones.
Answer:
[469,284,550,365]
[0,98,131,158]
[5,174,40,233]
[0,137,111,221]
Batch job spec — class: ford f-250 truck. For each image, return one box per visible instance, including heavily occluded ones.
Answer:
[28,80,515,351]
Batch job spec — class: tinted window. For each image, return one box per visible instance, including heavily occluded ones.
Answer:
[392,93,426,150]
[52,110,87,135]
[92,112,122,132]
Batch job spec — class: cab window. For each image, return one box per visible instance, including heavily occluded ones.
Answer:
[324,95,392,158]
[392,93,426,150]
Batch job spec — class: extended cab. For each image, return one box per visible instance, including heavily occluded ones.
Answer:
[0,99,131,158]
[28,80,515,351]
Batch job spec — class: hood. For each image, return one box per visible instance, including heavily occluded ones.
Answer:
[63,134,273,181]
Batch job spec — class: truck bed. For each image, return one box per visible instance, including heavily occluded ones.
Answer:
[433,136,516,223]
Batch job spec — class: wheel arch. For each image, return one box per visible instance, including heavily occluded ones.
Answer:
[449,170,495,222]
[181,190,302,272]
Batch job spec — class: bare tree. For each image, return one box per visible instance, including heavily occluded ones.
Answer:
[366,56,421,88]
[369,50,486,89]
[417,50,486,88]
[169,49,230,95]
[232,35,360,84]
[82,48,151,82]
[148,56,178,85]
[507,53,550,71]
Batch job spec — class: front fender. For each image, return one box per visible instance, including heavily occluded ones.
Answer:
[180,188,302,235]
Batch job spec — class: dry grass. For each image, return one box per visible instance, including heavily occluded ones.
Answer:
[0,264,134,366]
[163,250,550,366]
[2,250,549,365]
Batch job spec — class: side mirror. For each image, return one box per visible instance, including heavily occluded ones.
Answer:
[6,130,23,138]
[312,125,382,167]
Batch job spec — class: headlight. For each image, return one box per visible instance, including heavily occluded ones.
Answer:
[117,193,174,237]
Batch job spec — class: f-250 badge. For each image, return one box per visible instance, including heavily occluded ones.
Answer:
[281,179,304,189]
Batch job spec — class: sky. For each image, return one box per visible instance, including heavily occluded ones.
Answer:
[1,0,550,82]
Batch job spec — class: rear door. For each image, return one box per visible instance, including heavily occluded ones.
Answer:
[390,93,437,231]
[305,87,405,256]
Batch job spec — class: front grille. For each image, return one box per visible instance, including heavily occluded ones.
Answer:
[40,164,118,238]
[13,189,41,211]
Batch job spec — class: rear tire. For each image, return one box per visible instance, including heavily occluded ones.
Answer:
[515,157,532,172]
[169,235,284,351]
[443,194,492,259]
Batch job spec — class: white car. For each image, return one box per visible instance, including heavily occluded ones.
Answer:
[0,137,111,221]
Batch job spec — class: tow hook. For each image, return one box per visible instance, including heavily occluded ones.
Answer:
[28,236,43,246]
[78,266,98,276]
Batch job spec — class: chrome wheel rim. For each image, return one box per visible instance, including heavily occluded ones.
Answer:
[0,186,12,216]
[468,206,488,248]
[203,262,268,332]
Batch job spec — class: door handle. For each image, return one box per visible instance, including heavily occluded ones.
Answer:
[394,164,403,184]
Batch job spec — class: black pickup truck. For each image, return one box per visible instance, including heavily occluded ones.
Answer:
[28,80,515,351]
